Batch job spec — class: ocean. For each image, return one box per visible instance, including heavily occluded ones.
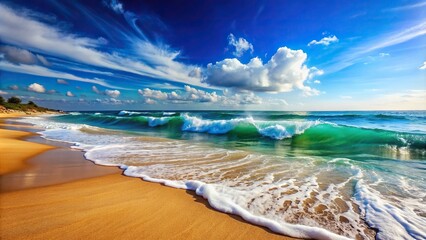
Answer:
[17,111,426,240]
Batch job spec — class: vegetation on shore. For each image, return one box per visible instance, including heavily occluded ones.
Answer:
[0,96,60,113]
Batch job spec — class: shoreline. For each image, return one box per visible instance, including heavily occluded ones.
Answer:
[0,115,297,240]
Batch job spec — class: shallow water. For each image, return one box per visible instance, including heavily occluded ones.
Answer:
[18,111,426,240]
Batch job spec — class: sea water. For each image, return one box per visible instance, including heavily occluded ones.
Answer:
[17,111,426,240]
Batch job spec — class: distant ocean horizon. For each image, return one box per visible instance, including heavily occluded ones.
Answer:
[18,110,426,240]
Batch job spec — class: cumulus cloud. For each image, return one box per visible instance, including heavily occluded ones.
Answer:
[308,67,324,79]
[0,90,8,95]
[47,89,57,94]
[27,83,46,93]
[105,89,120,98]
[138,88,168,100]
[419,61,426,70]
[314,80,321,84]
[0,45,49,65]
[66,91,74,97]
[57,79,69,85]
[228,33,254,57]
[204,47,320,96]
[8,85,19,90]
[144,98,156,104]
[308,35,339,46]
[138,86,262,105]
[92,86,120,98]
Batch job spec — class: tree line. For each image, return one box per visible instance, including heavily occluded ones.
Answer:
[0,96,57,112]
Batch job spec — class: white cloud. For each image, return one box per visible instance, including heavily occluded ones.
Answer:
[326,22,426,73]
[104,0,124,14]
[67,66,114,76]
[144,98,156,104]
[228,33,254,57]
[384,1,426,12]
[314,80,321,84]
[8,85,19,90]
[0,90,8,94]
[340,95,352,99]
[0,61,120,89]
[105,89,120,98]
[92,86,101,94]
[36,54,49,66]
[188,67,202,78]
[66,91,74,97]
[93,97,123,105]
[138,86,262,105]
[204,47,320,96]
[308,67,324,79]
[109,98,119,103]
[92,86,121,98]
[28,83,45,93]
[0,3,207,88]
[0,45,49,65]
[0,45,36,64]
[138,88,168,100]
[361,22,426,55]
[379,52,390,57]
[308,35,339,46]
[57,79,68,85]
[419,61,426,70]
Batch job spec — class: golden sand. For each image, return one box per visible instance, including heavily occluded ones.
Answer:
[0,128,54,175]
[0,118,297,240]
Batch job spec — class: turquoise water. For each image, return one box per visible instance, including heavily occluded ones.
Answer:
[19,111,426,240]
[55,110,426,159]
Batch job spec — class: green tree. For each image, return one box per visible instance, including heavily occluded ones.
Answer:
[28,101,38,107]
[7,96,22,104]
[0,96,5,105]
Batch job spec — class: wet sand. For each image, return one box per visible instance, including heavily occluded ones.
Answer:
[0,115,297,240]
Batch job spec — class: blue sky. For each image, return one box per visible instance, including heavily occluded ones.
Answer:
[0,0,425,111]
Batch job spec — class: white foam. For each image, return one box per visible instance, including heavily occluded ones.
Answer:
[257,120,319,140]
[181,114,252,134]
[162,112,176,116]
[118,110,142,116]
[181,114,320,139]
[354,180,426,240]
[147,116,171,127]
[122,166,351,240]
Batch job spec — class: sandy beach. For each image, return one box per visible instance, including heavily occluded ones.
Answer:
[0,115,296,240]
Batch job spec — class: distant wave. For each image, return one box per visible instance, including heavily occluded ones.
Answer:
[50,112,426,154]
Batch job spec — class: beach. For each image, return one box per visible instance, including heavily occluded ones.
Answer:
[0,115,296,240]
[2,110,425,239]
